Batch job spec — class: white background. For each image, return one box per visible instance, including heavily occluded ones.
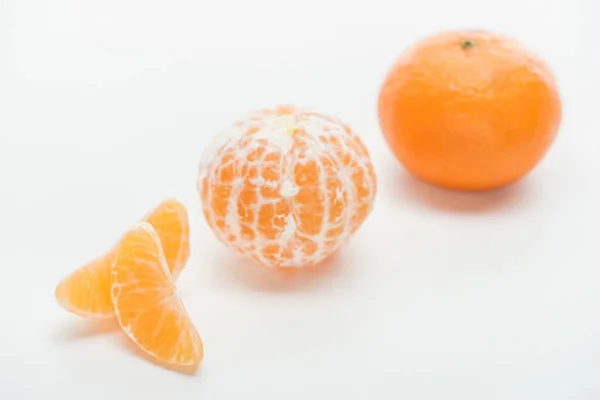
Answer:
[1,0,599,398]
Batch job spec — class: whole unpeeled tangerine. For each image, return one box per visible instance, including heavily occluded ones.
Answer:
[378,30,562,191]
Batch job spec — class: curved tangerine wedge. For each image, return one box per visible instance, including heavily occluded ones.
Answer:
[140,198,190,280]
[111,222,203,368]
[54,253,117,317]
[55,198,190,318]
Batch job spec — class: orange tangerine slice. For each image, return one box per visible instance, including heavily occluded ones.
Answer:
[111,222,203,368]
[55,198,190,318]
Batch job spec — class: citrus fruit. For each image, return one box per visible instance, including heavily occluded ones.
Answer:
[55,198,190,318]
[197,105,377,268]
[111,222,203,368]
[378,30,562,190]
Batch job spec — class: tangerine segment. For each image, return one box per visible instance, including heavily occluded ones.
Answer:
[198,106,377,268]
[55,253,115,318]
[111,222,203,368]
[55,198,190,318]
[142,198,190,280]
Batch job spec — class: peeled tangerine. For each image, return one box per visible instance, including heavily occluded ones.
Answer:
[197,106,377,268]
